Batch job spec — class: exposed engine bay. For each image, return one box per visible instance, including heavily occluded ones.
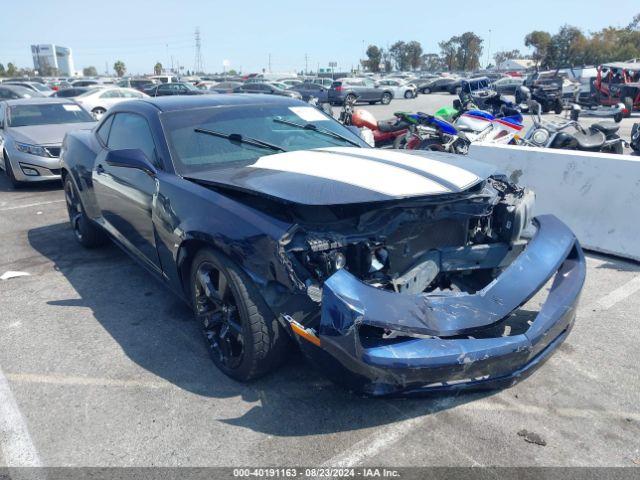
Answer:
[280,176,535,306]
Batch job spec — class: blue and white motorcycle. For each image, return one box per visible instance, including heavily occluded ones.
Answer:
[395,107,524,154]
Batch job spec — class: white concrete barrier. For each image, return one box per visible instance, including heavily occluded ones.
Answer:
[469,143,640,262]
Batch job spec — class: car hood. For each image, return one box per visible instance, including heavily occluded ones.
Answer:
[8,123,96,145]
[186,147,495,205]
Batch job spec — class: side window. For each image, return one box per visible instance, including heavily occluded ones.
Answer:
[96,114,114,145]
[0,90,9,99]
[107,113,159,167]
[0,104,5,124]
[101,90,122,99]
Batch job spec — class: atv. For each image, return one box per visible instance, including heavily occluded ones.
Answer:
[594,62,640,118]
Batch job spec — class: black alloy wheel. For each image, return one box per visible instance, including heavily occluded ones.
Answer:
[194,262,245,371]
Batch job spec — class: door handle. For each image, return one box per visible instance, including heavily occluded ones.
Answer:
[96,164,105,174]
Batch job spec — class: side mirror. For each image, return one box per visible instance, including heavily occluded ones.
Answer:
[105,149,157,176]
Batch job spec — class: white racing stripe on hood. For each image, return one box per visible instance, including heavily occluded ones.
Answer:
[251,150,450,196]
[323,147,480,190]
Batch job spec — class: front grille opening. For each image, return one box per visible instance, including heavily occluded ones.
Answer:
[358,267,559,346]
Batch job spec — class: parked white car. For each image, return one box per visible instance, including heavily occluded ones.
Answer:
[74,87,149,119]
[376,79,418,99]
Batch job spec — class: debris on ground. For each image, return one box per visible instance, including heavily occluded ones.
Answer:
[517,429,547,446]
[0,271,30,281]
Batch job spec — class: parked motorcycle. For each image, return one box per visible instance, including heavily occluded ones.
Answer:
[338,95,410,148]
[520,101,626,154]
[394,100,523,153]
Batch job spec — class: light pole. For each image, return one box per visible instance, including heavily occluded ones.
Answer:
[486,29,492,69]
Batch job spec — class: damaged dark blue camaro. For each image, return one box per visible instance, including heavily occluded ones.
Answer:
[61,95,586,395]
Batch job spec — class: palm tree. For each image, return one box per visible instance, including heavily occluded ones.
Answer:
[154,62,163,75]
[113,60,126,77]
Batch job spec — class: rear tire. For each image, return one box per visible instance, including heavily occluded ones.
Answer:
[623,97,633,118]
[64,175,109,248]
[422,87,431,94]
[418,138,446,151]
[404,90,414,99]
[380,92,392,105]
[189,248,289,382]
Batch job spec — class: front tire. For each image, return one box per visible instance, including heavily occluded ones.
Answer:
[623,97,633,118]
[190,248,289,382]
[64,175,108,248]
[380,92,392,105]
[404,90,414,99]
[554,101,563,114]
[3,150,23,188]
[422,87,431,94]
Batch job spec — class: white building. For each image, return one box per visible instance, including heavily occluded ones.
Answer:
[497,58,536,72]
[31,44,76,76]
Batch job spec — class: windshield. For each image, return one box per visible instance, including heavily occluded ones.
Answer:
[161,103,368,175]
[32,83,52,92]
[8,103,95,127]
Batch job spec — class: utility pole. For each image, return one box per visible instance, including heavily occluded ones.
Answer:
[268,53,271,73]
[305,53,308,75]
[486,29,492,69]
[105,61,108,75]
[194,27,203,74]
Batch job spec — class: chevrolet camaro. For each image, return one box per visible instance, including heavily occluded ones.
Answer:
[60,95,586,395]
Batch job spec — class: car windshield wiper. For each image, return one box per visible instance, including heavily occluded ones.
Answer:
[273,118,362,147]
[194,128,286,152]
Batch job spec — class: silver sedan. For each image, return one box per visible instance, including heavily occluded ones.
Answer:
[0,98,96,186]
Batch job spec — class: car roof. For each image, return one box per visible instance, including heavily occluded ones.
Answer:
[601,62,640,70]
[140,93,301,112]
[3,97,75,106]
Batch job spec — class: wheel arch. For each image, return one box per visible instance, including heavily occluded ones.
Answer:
[174,235,304,336]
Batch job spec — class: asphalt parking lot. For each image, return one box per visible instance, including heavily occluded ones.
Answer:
[0,102,639,468]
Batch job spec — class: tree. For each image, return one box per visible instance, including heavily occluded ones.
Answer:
[546,25,587,68]
[439,32,483,71]
[154,62,163,75]
[113,60,126,77]
[83,66,98,76]
[438,38,457,71]
[0,63,5,77]
[389,41,409,70]
[420,53,445,72]
[405,41,423,70]
[455,32,484,71]
[363,45,382,72]
[227,69,237,75]
[6,63,17,77]
[493,49,522,69]
[524,31,552,68]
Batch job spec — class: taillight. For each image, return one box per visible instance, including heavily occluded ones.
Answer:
[334,86,343,92]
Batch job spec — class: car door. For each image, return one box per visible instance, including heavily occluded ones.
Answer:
[91,112,161,271]
[362,78,378,101]
[99,89,124,109]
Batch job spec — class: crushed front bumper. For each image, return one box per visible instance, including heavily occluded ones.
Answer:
[301,215,585,396]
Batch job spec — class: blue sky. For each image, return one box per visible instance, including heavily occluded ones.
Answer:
[1,0,638,75]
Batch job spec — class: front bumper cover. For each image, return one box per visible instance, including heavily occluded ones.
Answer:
[299,215,585,396]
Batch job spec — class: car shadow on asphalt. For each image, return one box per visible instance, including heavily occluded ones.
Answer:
[0,176,62,193]
[28,222,495,436]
